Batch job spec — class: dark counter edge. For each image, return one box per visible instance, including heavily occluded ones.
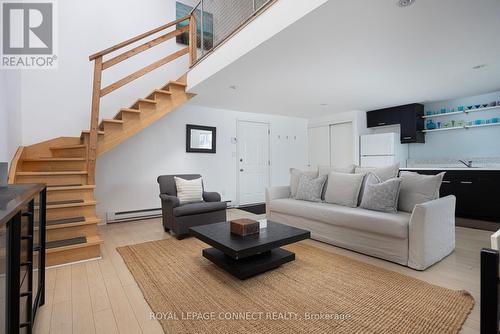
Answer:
[0,184,47,225]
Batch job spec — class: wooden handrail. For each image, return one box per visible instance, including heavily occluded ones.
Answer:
[100,47,189,97]
[89,14,191,60]
[102,25,189,70]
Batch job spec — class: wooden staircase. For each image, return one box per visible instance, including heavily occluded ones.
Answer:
[8,14,198,266]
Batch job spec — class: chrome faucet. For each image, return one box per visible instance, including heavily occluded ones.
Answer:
[458,159,473,168]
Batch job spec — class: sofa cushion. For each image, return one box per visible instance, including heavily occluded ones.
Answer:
[324,172,364,207]
[318,164,356,176]
[355,163,400,181]
[360,175,402,213]
[173,201,226,217]
[269,198,410,239]
[290,168,318,198]
[295,174,327,202]
[398,171,445,213]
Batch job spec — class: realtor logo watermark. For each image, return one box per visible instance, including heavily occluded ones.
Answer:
[1,0,57,69]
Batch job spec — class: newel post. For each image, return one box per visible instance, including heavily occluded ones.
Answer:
[87,56,103,185]
[188,15,197,66]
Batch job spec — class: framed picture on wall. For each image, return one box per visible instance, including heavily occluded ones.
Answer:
[186,124,216,153]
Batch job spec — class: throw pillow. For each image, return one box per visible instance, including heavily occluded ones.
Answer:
[174,176,203,204]
[324,172,365,207]
[355,163,400,181]
[290,168,318,198]
[360,176,402,213]
[398,171,445,213]
[294,174,327,202]
[356,163,400,205]
[318,164,356,199]
[318,164,356,176]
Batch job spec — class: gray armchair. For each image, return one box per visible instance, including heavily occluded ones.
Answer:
[157,174,227,239]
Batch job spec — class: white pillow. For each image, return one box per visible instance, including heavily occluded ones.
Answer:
[324,172,365,207]
[355,163,400,181]
[360,175,402,213]
[398,171,445,213]
[318,164,356,176]
[290,168,318,198]
[174,177,203,204]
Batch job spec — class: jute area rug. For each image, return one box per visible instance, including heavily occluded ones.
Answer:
[117,238,474,334]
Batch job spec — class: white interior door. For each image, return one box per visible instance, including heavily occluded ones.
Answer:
[238,121,270,205]
[330,122,354,167]
[308,126,330,169]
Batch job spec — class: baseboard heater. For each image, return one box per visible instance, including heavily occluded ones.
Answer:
[106,208,162,223]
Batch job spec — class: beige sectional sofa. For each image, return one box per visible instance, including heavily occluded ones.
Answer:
[266,184,456,270]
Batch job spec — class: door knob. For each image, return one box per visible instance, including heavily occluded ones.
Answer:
[240,158,243,162]
[240,169,244,172]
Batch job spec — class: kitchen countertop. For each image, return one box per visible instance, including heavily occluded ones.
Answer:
[401,167,500,171]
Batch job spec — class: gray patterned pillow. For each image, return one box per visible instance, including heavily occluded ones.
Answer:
[360,174,402,212]
[294,174,327,202]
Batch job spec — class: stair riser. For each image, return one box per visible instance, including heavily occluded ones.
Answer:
[121,112,142,124]
[170,92,190,106]
[22,160,87,172]
[51,148,87,158]
[47,188,94,202]
[138,101,157,113]
[16,174,87,186]
[165,83,186,94]
[44,244,101,267]
[46,224,98,242]
[42,205,96,220]
[102,123,123,136]
[81,134,104,146]
[153,93,173,107]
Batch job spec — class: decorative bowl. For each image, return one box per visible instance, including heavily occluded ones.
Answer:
[475,104,481,109]
[467,105,473,110]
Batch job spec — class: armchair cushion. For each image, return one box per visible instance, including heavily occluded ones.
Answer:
[203,191,221,202]
[173,201,226,217]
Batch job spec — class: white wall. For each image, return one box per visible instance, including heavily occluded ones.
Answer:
[0,71,23,163]
[19,0,190,146]
[95,104,308,218]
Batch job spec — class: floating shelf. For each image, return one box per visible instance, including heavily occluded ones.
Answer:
[422,105,500,119]
[423,122,500,132]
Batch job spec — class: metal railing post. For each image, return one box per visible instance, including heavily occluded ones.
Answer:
[201,0,204,55]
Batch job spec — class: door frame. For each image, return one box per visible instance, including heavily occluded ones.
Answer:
[236,119,271,206]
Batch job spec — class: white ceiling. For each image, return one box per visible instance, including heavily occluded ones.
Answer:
[188,0,500,119]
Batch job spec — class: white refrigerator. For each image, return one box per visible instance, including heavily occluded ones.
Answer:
[360,133,408,167]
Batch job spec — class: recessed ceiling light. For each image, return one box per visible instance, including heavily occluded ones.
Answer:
[229,85,237,90]
[320,103,328,106]
[397,0,415,7]
[472,64,486,70]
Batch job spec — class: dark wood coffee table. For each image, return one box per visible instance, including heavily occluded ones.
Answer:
[189,221,310,279]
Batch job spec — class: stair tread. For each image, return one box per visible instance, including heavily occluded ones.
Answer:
[46,236,87,249]
[47,185,95,191]
[101,119,124,124]
[46,235,103,253]
[46,216,101,229]
[81,130,105,134]
[48,199,84,205]
[48,183,83,188]
[137,98,157,104]
[47,216,86,225]
[168,80,187,87]
[120,108,141,113]
[50,144,87,150]
[16,171,88,175]
[45,200,97,209]
[154,89,172,95]
[24,157,86,162]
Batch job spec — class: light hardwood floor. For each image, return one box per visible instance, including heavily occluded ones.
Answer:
[34,209,490,334]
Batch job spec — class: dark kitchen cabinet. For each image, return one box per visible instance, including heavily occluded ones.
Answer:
[403,169,500,223]
[367,103,425,143]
